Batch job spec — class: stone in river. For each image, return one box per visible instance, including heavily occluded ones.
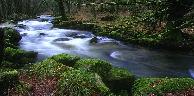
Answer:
[90,36,98,44]
[66,32,78,37]
[53,38,71,42]
[21,33,28,36]
[16,24,27,29]
[39,33,47,36]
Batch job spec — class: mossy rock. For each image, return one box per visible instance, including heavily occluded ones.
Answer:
[74,58,112,79]
[3,28,22,46]
[57,69,110,96]
[105,67,135,93]
[50,54,80,67]
[0,69,19,95]
[132,78,194,96]
[30,59,70,77]
[4,47,37,67]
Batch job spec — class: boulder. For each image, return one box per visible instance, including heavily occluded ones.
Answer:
[21,33,27,37]
[65,32,78,37]
[16,24,27,29]
[90,36,98,44]
[39,33,47,36]
[53,38,71,42]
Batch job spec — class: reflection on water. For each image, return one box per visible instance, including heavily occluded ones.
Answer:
[1,15,194,77]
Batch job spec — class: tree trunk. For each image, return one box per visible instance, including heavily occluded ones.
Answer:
[77,0,82,11]
[166,0,193,37]
[56,0,67,20]
[65,0,71,14]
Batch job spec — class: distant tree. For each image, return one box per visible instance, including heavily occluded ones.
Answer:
[167,0,193,21]
[165,0,194,39]
[65,0,71,14]
[55,0,67,20]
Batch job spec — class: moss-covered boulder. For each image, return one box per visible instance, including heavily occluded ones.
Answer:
[4,28,21,46]
[57,69,110,96]
[132,78,194,96]
[4,47,37,67]
[30,59,70,77]
[50,54,80,67]
[0,68,19,95]
[74,58,112,79]
[105,67,135,93]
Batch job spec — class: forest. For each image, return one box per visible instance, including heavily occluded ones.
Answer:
[1,0,194,96]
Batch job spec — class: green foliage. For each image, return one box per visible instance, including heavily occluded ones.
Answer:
[132,78,194,96]
[30,59,70,77]
[14,82,33,96]
[57,69,110,96]
[100,15,117,21]
[4,47,37,67]
[105,67,135,93]
[1,60,14,68]
[0,28,3,65]
[0,0,57,21]
[0,69,19,95]
[95,16,163,46]
[74,58,112,79]
[3,28,21,46]
[53,19,95,31]
[50,53,80,67]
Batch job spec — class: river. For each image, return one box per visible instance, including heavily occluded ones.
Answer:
[2,15,194,78]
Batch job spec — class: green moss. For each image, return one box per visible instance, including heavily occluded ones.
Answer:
[30,59,70,77]
[74,58,112,79]
[53,18,95,31]
[0,69,19,82]
[132,78,194,96]
[4,39,19,49]
[4,47,37,67]
[0,68,19,95]
[3,28,22,46]
[105,67,135,93]
[14,81,33,95]
[50,53,80,67]
[57,69,110,96]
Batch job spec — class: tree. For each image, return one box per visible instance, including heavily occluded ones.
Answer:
[55,0,67,20]
[164,0,194,40]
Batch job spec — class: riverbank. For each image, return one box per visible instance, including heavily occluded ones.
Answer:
[1,27,194,95]
[53,16,194,52]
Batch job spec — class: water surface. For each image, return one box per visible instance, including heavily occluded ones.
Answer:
[4,15,194,77]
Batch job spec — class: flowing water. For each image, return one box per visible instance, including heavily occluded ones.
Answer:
[2,15,194,77]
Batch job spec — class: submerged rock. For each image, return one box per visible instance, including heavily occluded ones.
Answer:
[53,38,71,42]
[65,32,78,37]
[39,33,47,36]
[15,24,27,29]
[21,33,28,37]
[90,36,98,44]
